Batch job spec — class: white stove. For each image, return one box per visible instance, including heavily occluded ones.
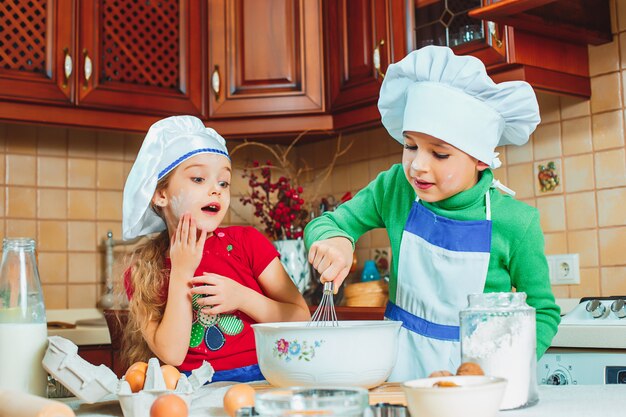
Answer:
[538,297,626,385]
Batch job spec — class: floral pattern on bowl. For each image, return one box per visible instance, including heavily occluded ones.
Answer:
[273,338,324,362]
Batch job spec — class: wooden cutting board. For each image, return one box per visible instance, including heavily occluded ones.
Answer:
[251,382,406,406]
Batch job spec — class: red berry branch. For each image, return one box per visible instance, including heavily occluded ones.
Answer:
[240,160,309,240]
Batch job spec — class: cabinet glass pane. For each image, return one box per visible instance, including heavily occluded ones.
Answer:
[100,0,180,89]
[414,0,484,49]
[0,0,47,74]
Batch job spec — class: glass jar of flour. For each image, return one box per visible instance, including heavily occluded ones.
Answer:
[460,292,538,410]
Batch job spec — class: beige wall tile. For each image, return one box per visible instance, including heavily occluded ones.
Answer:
[506,140,533,164]
[68,253,97,283]
[97,131,125,160]
[567,229,599,267]
[601,266,626,295]
[68,158,96,189]
[550,285,570,298]
[96,160,124,189]
[368,157,391,180]
[536,93,560,123]
[124,133,143,161]
[42,285,67,309]
[231,168,247,195]
[599,226,626,265]
[37,252,67,284]
[68,190,96,220]
[562,117,593,155]
[68,221,97,252]
[370,228,390,247]
[565,192,597,229]
[38,126,67,156]
[593,72,622,113]
[355,230,371,249]
[331,164,351,194]
[560,96,591,120]
[345,134,370,164]
[0,155,5,185]
[350,161,370,191]
[96,221,123,248]
[68,284,97,308]
[543,232,568,254]
[96,190,123,221]
[563,154,595,192]
[533,123,562,160]
[593,110,625,151]
[37,189,67,219]
[68,129,97,158]
[37,156,67,187]
[228,197,254,225]
[37,220,67,251]
[6,154,36,185]
[506,163,535,199]
[0,187,5,217]
[5,219,36,238]
[594,149,626,188]
[536,195,566,232]
[6,124,37,154]
[589,38,620,76]
[6,187,36,218]
[569,267,601,298]
[597,187,626,226]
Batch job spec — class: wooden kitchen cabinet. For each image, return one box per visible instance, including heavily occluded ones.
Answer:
[411,0,612,98]
[0,0,204,117]
[207,0,325,118]
[325,0,408,130]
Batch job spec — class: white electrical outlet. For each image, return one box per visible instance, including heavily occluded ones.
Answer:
[546,254,580,285]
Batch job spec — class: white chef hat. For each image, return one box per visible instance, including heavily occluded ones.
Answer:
[122,115,229,240]
[378,46,540,169]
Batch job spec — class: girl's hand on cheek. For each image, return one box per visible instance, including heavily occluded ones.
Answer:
[190,273,247,315]
[170,213,208,278]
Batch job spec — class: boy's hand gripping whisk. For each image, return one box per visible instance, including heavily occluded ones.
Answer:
[309,282,338,326]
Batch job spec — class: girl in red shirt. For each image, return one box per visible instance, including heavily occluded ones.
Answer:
[121,115,310,382]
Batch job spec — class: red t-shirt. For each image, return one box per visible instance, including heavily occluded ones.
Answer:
[124,226,279,372]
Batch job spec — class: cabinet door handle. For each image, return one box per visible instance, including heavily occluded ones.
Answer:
[487,21,503,48]
[83,48,93,88]
[63,47,72,88]
[373,39,385,79]
[211,65,221,98]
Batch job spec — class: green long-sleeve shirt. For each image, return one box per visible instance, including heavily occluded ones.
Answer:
[305,164,560,358]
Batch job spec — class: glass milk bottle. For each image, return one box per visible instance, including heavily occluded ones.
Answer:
[460,292,538,410]
[0,238,48,396]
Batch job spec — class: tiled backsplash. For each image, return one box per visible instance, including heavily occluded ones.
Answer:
[2,1,626,308]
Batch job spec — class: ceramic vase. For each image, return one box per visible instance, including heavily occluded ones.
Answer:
[273,239,311,294]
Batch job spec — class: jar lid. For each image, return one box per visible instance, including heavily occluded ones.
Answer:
[464,292,532,311]
[255,387,369,417]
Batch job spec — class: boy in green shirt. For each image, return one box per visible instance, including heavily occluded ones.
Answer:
[304,46,560,380]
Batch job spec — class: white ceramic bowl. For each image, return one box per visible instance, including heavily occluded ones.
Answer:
[252,320,401,388]
[402,375,507,417]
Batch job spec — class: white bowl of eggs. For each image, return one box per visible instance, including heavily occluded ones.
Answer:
[251,320,401,389]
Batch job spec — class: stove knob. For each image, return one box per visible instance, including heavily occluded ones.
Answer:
[611,299,626,319]
[586,299,606,318]
[546,371,569,385]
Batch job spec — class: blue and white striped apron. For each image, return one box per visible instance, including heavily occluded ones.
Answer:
[385,191,493,381]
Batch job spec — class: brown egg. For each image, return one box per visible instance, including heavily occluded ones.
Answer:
[161,364,182,390]
[456,362,484,376]
[223,384,256,417]
[428,370,454,378]
[150,394,188,417]
[127,361,148,375]
[125,369,146,393]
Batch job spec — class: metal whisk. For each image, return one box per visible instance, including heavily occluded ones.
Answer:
[309,281,339,326]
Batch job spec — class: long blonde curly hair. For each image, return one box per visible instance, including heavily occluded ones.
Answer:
[121,175,172,366]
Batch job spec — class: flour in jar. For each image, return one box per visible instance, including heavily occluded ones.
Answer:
[461,314,536,410]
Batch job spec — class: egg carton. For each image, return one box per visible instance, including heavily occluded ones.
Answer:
[43,336,215,417]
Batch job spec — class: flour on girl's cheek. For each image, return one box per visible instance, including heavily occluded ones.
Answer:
[169,191,198,220]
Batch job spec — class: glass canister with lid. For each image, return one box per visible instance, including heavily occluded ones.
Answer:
[255,387,369,417]
[460,292,538,410]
